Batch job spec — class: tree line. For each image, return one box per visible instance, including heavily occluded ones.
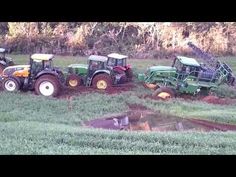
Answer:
[0,22,236,58]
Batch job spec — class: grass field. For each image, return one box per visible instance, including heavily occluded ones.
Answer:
[0,55,236,154]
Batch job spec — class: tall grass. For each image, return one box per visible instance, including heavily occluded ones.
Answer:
[1,121,236,154]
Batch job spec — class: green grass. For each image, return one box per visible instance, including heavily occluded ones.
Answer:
[1,121,236,154]
[0,55,236,154]
[1,91,236,154]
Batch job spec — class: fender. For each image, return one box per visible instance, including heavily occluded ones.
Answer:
[92,70,111,78]
[113,66,126,71]
[35,70,58,79]
[125,64,131,69]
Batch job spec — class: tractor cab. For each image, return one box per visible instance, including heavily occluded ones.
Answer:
[85,55,109,86]
[107,53,133,79]
[0,48,14,73]
[29,54,55,77]
[87,55,108,76]
[107,53,129,70]
[172,56,201,80]
[172,56,232,84]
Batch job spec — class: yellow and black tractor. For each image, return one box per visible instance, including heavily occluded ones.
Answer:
[0,54,65,97]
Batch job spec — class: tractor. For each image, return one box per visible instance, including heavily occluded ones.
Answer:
[66,55,127,90]
[0,54,65,97]
[138,43,235,99]
[107,53,133,81]
[0,48,14,74]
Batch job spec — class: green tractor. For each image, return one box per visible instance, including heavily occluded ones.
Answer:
[66,55,128,90]
[0,48,14,74]
[138,43,235,99]
[0,54,65,97]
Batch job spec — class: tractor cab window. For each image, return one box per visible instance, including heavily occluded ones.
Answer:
[44,60,53,69]
[89,60,105,70]
[107,58,116,66]
[173,59,183,72]
[116,59,125,66]
[31,60,43,76]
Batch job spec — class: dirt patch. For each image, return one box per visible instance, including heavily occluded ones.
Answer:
[139,94,168,101]
[0,82,135,99]
[140,93,236,105]
[84,105,236,132]
[57,82,135,99]
[201,95,236,105]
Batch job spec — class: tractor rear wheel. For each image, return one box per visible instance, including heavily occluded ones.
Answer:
[66,74,81,88]
[114,69,127,83]
[0,64,5,75]
[126,68,133,80]
[92,74,112,90]
[3,77,20,92]
[152,87,176,100]
[35,75,60,97]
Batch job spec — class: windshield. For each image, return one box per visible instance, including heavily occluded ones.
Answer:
[116,59,124,66]
[107,58,126,67]
[173,59,183,72]
[44,60,53,68]
[107,58,116,66]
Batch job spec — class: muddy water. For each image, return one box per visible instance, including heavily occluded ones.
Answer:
[84,110,217,132]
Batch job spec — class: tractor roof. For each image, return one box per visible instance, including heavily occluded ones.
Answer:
[177,56,200,67]
[108,53,128,59]
[88,55,108,62]
[31,54,54,61]
[0,48,6,53]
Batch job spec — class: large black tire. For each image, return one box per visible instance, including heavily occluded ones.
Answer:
[113,69,127,83]
[0,64,5,75]
[3,77,20,92]
[92,74,112,90]
[35,75,60,97]
[126,68,133,80]
[152,87,176,100]
[8,61,15,66]
[66,74,82,89]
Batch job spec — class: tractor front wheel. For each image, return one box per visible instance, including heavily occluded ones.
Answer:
[66,74,81,88]
[152,87,176,100]
[92,74,112,90]
[3,77,20,92]
[35,75,60,97]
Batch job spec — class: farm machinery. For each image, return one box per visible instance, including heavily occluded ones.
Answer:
[0,54,65,97]
[0,53,132,96]
[66,53,132,90]
[138,42,235,99]
[107,53,133,80]
[0,48,14,74]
